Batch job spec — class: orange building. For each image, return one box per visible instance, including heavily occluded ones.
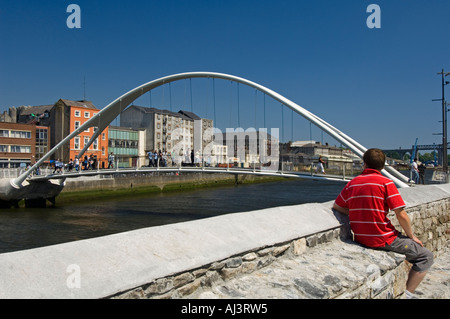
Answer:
[51,99,109,168]
[69,103,109,168]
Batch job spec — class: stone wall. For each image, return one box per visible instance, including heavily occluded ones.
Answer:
[62,172,237,192]
[111,184,450,299]
[0,183,448,299]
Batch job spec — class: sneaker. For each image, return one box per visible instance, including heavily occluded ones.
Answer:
[403,290,418,299]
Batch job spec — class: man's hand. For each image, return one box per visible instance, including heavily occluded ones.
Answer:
[411,235,424,247]
[394,208,423,247]
[332,202,349,215]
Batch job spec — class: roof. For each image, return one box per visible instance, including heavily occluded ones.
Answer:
[58,99,97,110]
[128,105,201,121]
[178,110,201,120]
[18,105,53,116]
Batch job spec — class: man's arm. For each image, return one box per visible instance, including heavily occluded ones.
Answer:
[394,208,423,247]
[332,202,349,215]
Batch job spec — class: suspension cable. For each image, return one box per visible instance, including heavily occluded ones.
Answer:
[237,82,240,127]
[190,78,193,112]
[213,78,216,125]
[254,89,257,128]
[281,104,284,142]
[169,82,172,112]
[291,108,294,142]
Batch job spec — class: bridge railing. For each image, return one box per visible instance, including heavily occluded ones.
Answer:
[279,159,364,179]
[20,157,364,183]
[0,168,56,179]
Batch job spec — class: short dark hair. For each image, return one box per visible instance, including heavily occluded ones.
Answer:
[363,148,385,171]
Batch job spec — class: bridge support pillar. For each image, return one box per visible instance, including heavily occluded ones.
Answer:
[0,199,20,209]
[24,198,48,208]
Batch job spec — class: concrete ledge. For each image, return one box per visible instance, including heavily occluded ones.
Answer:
[0,183,449,299]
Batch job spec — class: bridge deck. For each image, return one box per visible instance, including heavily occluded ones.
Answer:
[27,167,353,183]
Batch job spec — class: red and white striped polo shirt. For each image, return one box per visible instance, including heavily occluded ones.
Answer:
[334,168,406,247]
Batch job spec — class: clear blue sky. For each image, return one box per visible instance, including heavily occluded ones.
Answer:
[0,0,449,150]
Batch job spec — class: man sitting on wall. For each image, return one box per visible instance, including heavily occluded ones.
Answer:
[332,148,434,299]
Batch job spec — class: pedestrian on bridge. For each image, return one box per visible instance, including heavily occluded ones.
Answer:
[82,155,88,171]
[154,150,159,167]
[411,158,420,184]
[315,156,326,174]
[147,150,153,167]
[88,154,95,170]
[333,148,433,299]
[68,158,74,172]
[53,158,63,174]
[108,152,115,169]
[74,156,80,172]
[418,162,426,184]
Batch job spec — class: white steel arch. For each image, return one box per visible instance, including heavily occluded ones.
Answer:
[13,72,410,188]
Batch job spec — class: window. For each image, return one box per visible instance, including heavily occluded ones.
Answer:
[0,145,8,152]
[10,145,31,153]
[10,131,31,139]
[84,137,89,149]
[37,129,47,140]
[93,138,98,150]
[74,137,80,150]
[74,110,81,117]
[74,121,80,130]
[0,130,9,137]
[102,133,105,140]
[84,111,90,118]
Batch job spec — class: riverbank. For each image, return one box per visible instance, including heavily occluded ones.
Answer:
[55,172,291,205]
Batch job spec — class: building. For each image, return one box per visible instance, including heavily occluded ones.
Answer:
[120,105,213,164]
[213,129,279,168]
[52,99,109,167]
[108,126,146,168]
[1,99,109,167]
[280,141,360,172]
[17,105,53,126]
[1,105,52,165]
[178,110,214,158]
[0,122,36,168]
[35,125,51,163]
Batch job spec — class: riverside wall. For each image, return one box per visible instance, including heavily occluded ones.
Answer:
[0,183,448,299]
[61,172,265,193]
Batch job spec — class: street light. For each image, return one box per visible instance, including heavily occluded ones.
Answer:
[435,69,450,173]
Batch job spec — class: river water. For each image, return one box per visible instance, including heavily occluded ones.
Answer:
[0,170,437,254]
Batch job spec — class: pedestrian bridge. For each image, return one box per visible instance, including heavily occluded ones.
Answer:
[0,165,355,208]
[0,71,411,207]
[27,165,354,183]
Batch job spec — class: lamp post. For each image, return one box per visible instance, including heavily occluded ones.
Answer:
[436,69,450,173]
